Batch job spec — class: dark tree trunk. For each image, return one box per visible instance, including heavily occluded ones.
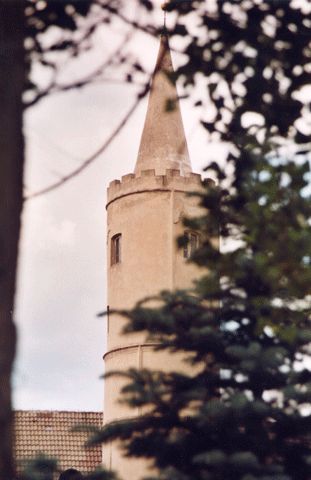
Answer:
[0,1,25,478]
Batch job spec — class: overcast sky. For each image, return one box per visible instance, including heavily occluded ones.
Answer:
[14,1,311,414]
[13,5,224,412]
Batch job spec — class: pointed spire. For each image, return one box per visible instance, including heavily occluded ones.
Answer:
[134,34,192,176]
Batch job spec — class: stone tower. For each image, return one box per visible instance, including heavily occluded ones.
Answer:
[103,35,206,479]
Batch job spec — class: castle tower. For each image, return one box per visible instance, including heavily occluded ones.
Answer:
[103,35,207,479]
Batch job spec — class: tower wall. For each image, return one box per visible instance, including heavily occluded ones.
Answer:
[103,169,211,478]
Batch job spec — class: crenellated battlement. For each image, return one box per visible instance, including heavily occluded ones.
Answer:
[107,168,213,206]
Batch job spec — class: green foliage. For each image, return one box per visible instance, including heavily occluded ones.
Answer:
[172,1,311,147]
[93,2,311,480]
[23,0,157,104]
[18,455,58,480]
[24,0,95,101]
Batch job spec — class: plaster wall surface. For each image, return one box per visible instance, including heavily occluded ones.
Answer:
[106,170,205,349]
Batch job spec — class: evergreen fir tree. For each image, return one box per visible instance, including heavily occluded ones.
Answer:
[96,144,311,480]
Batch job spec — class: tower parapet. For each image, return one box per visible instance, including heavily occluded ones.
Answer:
[107,169,206,206]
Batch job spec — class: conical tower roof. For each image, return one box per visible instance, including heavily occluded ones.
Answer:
[134,34,192,176]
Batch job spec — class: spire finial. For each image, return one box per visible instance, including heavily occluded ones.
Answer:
[161,2,168,34]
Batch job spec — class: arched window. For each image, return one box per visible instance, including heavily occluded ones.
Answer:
[183,231,199,259]
[111,234,121,265]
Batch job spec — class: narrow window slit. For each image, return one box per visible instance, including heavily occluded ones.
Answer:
[183,231,199,258]
[111,234,121,265]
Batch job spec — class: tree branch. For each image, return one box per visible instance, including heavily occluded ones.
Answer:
[95,1,158,38]
[25,29,136,109]
[24,84,149,201]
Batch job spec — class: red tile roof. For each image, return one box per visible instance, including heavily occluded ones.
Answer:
[14,410,103,475]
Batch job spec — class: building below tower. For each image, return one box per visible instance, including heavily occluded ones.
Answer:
[14,410,102,477]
